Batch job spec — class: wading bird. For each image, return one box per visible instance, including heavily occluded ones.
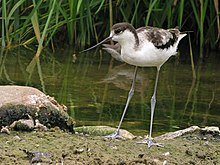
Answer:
[82,22,186,147]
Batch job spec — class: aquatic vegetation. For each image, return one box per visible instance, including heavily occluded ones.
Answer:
[0,0,219,58]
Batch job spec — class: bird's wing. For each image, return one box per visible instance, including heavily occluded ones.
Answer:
[137,27,180,49]
[102,43,123,62]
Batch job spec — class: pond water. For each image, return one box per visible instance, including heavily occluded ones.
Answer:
[0,47,220,136]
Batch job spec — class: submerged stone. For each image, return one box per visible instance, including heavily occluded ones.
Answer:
[75,125,136,140]
[0,85,75,132]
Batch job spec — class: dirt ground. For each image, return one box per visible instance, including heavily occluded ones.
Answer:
[0,127,220,165]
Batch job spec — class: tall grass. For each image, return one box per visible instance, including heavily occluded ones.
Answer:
[190,0,208,58]
[0,0,219,58]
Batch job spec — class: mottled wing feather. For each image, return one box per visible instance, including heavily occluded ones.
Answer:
[137,27,180,49]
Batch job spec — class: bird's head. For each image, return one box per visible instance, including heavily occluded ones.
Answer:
[81,22,138,53]
[110,23,138,45]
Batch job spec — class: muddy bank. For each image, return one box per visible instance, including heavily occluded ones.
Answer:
[0,86,219,164]
[0,126,219,165]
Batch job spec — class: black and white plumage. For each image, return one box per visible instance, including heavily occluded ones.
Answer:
[107,23,186,68]
[82,22,187,147]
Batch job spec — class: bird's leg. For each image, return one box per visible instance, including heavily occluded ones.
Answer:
[104,66,138,139]
[137,67,163,147]
[148,68,160,147]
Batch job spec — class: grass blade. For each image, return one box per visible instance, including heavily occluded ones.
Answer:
[26,0,57,73]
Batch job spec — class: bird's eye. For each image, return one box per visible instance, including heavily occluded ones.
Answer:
[114,28,122,34]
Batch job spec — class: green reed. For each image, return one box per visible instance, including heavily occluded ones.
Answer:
[191,0,208,58]
[0,0,219,58]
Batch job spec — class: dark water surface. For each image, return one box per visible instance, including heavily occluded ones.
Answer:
[1,47,220,136]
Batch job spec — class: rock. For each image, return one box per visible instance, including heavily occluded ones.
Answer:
[0,85,75,132]
[34,120,48,131]
[10,117,35,131]
[21,149,51,164]
[200,126,220,135]
[74,126,136,140]
[154,126,200,140]
[1,126,10,134]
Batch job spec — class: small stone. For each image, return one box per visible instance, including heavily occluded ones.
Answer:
[1,126,10,134]
[152,159,163,165]
[163,160,167,165]
[117,159,126,165]
[203,141,209,145]
[13,135,21,141]
[196,151,206,159]
[163,152,170,156]
[73,148,84,154]
[85,134,89,137]
[35,120,48,131]
[138,153,144,158]
[189,160,196,165]
[185,149,193,156]
[111,146,118,150]
[202,137,207,140]
[10,119,34,131]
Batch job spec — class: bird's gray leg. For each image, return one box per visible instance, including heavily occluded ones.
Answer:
[104,66,138,139]
[148,67,160,147]
[137,67,163,147]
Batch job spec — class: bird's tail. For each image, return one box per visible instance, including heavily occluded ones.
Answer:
[178,33,187,42]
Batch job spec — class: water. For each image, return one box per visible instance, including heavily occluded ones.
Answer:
[0,47,220,136]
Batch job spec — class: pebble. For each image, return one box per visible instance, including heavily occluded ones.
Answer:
[163,160,167,165]
[35,120,48,131]
[163,152,170,156]
[13,136,21,141]
[111,146,118,150]
[138,153,144,158]
[73,148,84,154]
[196,151,206,159]
[185,149,193,156]
[152,159,163,165]
[1,126,10,134]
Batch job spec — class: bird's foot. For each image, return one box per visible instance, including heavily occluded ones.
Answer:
[136,136,163,148]
[103,130,125,140]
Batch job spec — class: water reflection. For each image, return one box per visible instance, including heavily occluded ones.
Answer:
[0,47,220,136]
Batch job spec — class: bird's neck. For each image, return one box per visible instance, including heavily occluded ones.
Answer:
[133,31,139,46]
[118,31,140,50]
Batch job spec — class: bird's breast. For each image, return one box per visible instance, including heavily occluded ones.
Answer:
[120,43,177,67]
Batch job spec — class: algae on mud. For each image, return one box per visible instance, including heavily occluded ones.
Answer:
[0,127,219,165]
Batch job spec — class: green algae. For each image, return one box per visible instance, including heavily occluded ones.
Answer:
[0,104,75,132]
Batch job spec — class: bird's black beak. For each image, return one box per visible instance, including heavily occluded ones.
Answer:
[80,36,112,53]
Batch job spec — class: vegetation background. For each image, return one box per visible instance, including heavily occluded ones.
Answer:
[1,0,219,58]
